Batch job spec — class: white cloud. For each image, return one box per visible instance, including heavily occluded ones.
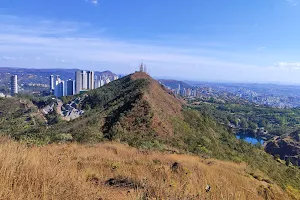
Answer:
[2,15,300,83]
[0,33,255,68]
[86,0,98,5]
[272,62,300,70]
[286,0,298,6]
[257,46,266,51]
[0,15,88,36]
[0,16,248,70]
[1,56,16,61]
[275,62,300,67]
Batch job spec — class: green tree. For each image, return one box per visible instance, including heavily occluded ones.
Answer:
[240,119,248,129]
[258,119,268,128]
[249,122,258,131]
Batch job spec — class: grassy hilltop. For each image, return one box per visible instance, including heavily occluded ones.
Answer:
[0,138,293,200]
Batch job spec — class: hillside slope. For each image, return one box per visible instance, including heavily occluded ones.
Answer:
[130,72,183,137]
[266,130,300,166]
[54,73,300,196]
[0,138,291,200]
[0,98,46,139]
[54,72,184,143]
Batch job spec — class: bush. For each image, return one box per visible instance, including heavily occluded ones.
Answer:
[53,134,73,142]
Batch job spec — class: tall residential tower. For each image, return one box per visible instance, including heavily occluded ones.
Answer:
[87,71,94,90]
[66,79,75,96]
[75,70,94,94]
[10,75,18,96]
[54,75,64,98]
[50,75,55,91]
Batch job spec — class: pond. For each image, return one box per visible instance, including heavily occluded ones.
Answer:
[236,134,264,145]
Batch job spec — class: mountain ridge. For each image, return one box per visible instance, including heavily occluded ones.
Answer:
[158,79,192,89]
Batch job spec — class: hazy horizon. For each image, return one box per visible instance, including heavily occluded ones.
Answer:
[3,66,300,86]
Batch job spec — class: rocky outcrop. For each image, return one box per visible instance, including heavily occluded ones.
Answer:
[265,131,300,166]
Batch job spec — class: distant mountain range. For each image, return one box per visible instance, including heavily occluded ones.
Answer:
[158,79,192,89]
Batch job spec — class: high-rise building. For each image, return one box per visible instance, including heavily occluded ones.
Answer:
[75,70,94,94]
[66,79,75,96]
[87,71,94,90]
[104,76,111,85]
[95,80,100,88]
[95,78,105,89]
[75,71,82,94]
[191,89,196,97]
[177,84,181,95]
[181,88,187,97]
[82,71,87,90]
[50,75,55,91]
[187,88,192,96]
[95,75,102,89]
[113,75,119,81]
[10,75,18,96]
[54,76,64,97]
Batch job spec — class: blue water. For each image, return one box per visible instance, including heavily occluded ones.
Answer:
[236,134,264,145]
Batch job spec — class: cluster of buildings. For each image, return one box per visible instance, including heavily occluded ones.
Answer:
[174,84,195,97]
[170,82,300,108]
[6,63,147,98]
[50,70,119,98]
[171,84,212,98]
[239,92,300,108]
[213,86,300,108]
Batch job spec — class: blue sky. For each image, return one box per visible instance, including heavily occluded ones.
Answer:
[1,0,300,83]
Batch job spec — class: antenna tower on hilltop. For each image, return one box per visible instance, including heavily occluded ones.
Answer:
[139,61,149,74]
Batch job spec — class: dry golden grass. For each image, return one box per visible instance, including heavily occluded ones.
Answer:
[0,137,292,200]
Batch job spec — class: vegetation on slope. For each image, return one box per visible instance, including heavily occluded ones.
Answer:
[190,100,300,136]
[0,137,292,200]
[0,72,299,198]
[0,98,47,142]
[172,110,300,191]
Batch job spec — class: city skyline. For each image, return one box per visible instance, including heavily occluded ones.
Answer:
[50,69,119,97]
[2,1,300,83]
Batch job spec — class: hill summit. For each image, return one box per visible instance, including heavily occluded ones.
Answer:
[129,72,183,136]
[71,72,184,143]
